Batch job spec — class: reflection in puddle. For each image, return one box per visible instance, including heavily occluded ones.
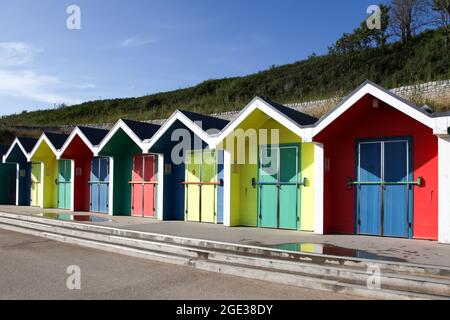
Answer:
[267,243,406,262]
[34,212,112,223]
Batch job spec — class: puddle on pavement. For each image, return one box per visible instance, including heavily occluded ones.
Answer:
[34,212,112,223]
[266,242,407,262]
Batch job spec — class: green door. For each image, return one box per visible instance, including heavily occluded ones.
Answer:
[201,150,217,223]
[279,146,299,230]
[259,147,278,228]
[258,145,300,230]
[57,160,72,210]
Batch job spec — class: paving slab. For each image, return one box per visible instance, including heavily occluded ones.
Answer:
[1,205,449,267]
[0,229,358,300]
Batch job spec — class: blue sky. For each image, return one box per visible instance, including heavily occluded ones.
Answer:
[0,0,388,115]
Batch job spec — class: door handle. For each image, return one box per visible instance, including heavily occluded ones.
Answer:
[300,177,307,187]
[347,177,354,189]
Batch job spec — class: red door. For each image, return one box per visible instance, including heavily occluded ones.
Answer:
[131,155,157,218]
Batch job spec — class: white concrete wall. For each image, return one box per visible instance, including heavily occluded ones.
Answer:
[108,157,114,216]
[222,149,231,227]
[438,136,450,243]
[314,143,324,235]
[157,153,164,221]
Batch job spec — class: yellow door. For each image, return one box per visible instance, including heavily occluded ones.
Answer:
[185,151,201,222]
[31,163,41,207]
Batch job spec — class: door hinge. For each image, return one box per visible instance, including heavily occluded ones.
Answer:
[408,222,412,229]
[357,219,361,225]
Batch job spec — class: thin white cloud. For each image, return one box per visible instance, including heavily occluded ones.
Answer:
[73,82,96,89]
[0,70,81,105]
[0,42,85,107]
[0,42,41,67]
[117,36,159,48]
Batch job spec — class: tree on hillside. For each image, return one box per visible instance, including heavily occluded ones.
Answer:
[390,0,432,44]
[432,0,450,48]
[434,0,450,15]
[328,4,390,54]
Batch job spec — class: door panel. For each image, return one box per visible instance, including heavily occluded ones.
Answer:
[31,163,41,207]
[216,151,224,224]
[89,158,99,212]
[18,163,31,206]
[185,151,201,222]
[99,158,109,182]
[57,160,71,210]
[99,183,109,213]
[132,155,157,218]
[143,155,156,218]
[57,161,65,209]
[90,185,99,212]
[131,155,144,216]
[0,164,16,205]
[356,140,410,238]
[358,143,382,236]
[143,183,155,218]
[384,141,409,238]
[100,158,109,213]
[279,147,298,230]
[90,157,109,213]
[201,151,216,223]
[259,147,278,228]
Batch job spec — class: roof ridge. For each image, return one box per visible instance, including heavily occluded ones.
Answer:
[258,96,319,121]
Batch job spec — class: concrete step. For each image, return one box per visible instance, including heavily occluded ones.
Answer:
[0,220,447,300]
[206,251,450,297]
[1,211,449,279]
[0,213,449,299]
[0,222,191,266]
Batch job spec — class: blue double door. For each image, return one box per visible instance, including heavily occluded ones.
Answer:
[356,139,412,238]
[89,157,109,213]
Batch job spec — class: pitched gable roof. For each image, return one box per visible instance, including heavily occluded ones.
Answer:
[44,132,69,150]
[17,137,38,153]
[216,96,316,145]
[0,144,9,157]
[97,119,161,153]
[311,80,437,138]
[143,110,226,151]
[178,110,229,131]
[121,119,161,141]
[259,97,318,126]
[78,126,109,146]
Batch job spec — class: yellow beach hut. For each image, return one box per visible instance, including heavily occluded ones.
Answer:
[28,132,69,208]
[214,97,321,232]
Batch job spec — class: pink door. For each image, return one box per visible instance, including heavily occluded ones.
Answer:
[131,155,156,217]
[131,155,144,217]
[143,155,156,218]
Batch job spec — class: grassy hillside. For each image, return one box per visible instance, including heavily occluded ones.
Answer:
[1,28,449,131]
